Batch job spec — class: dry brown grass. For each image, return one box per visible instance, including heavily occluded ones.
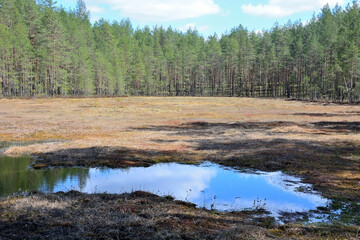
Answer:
[0,191,358,239]
[0,97,359,200]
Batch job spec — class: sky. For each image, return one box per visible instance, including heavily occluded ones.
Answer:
[56,0,353,37]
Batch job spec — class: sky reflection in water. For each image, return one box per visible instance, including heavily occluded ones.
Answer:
[50,162,327,214]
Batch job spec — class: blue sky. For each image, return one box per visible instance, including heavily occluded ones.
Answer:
[56,0,352,37]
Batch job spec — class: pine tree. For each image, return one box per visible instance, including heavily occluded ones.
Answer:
[38,0,69,95]
[64,0,94,95]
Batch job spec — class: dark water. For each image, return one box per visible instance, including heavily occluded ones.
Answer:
[0,156,328,216]
[0,156,89,196]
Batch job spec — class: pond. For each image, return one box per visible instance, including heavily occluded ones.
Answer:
[0,156,328,216]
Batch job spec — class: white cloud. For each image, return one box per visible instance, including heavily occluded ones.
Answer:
[241,0,344,18]
[178,23,210,33]
[85,0,220,22]
[75,163,217,201]
[302,20,310,26]
[90,16,101,23]
[88,5,104,13]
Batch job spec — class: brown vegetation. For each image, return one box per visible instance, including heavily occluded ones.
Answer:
[0,191,358,239]
[1,97,360,239]
[1,97,359,202]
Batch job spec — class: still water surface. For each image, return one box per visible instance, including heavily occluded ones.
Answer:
[0,156,327,214]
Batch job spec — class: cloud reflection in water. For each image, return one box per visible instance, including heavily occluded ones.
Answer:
[52,162,327,214]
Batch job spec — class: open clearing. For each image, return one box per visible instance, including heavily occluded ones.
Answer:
[0,97,359,239]
[1,97,359,200]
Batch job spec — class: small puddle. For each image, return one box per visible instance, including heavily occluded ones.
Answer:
[0,157,328,218]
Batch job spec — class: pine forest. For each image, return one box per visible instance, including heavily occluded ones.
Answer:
[0,0,359,102]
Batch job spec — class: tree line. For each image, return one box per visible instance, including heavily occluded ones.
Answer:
[0,0,359,102]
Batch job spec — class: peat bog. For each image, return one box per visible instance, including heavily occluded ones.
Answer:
[0,97,359,239]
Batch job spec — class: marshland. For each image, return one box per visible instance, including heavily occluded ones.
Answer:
[1,0,360,239]
[0,97,359,239]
